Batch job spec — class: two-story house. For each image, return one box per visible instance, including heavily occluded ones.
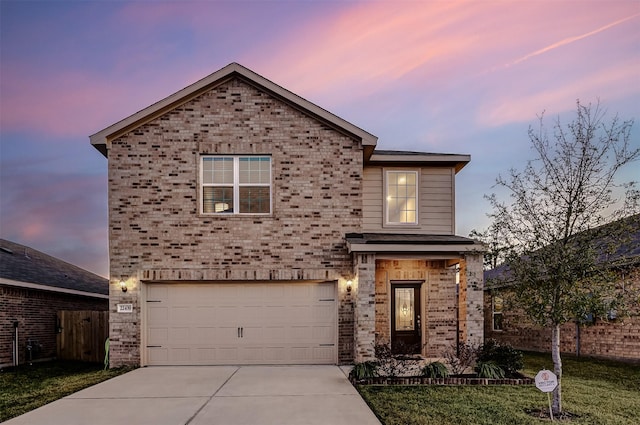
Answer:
[90,63,484,367]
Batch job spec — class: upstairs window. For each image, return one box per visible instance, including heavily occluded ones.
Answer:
[385,170,418,225]
[201,156,271,214]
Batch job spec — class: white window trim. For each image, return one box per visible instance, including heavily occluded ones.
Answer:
[492,295,503,332]
[200,155,272,215]
[384,169,419,226]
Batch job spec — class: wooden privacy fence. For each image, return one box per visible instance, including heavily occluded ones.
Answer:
[57,310,108,363]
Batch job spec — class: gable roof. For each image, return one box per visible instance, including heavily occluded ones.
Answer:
[0,239,108,298]
[90,62,378,157]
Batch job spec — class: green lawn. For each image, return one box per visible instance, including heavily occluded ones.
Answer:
[358,352,640,425]
[0,361,131,423]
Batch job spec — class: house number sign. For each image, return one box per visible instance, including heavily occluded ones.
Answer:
[117,304,133,313]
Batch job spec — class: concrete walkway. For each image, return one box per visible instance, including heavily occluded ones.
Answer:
[4,365,381,425]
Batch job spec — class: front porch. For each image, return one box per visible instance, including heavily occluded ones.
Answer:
[346,233,484,362]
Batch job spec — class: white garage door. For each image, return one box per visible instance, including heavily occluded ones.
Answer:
[145,282,337,365]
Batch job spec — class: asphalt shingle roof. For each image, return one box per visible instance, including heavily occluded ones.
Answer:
[345,233,477,245]
[485,214,640,284]
[0,239,108,295]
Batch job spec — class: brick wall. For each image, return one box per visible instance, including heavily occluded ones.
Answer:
[425,265,458,356]
[374,259,457,357]
[463,254,484,347]
[484,268,640,363]
[375,259,431,345]
[0,285,108,368]
[372,257,484,358]
[107,77,363,366]
[354,253,376,362]
[338,278,355,364]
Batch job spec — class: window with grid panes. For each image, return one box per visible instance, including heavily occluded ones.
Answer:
[385,170,418,225]
[201,156,271,214]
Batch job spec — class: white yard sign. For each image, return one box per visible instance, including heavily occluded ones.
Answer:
[535,369,559,421]
[535,369,558,392]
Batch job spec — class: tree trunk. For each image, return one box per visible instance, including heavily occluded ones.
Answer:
[551,323,563,414]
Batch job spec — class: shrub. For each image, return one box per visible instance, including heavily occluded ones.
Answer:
[421,361,449,378]
[477,340,523,376]
[475,361,505,379]
[350,361,378,380]
[443,342,479,375]
[373,343,422,377]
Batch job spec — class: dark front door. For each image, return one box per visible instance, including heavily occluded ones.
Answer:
[391,283,422,355]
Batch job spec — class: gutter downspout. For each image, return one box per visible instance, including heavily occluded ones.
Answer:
[575,321,581,357]
[13,321,19,367]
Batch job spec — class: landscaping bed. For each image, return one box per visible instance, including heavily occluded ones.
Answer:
[350,340,528,385]
[351,374,533,386]
[357,352,640,425]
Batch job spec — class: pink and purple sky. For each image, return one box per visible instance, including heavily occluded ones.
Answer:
[1,0,639,278]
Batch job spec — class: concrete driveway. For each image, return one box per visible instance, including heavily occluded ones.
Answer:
[4,365,381,425]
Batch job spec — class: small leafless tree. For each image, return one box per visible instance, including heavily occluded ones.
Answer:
[485,100,639,414]
[443,342,479,375]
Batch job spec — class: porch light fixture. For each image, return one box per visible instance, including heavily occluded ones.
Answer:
[346,280,352,293]
[119,280,127,293]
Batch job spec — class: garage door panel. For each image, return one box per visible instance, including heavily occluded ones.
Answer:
[217,285,240,300]
[217,347,239,361]
[148,327,168,344]
[215,306,238,324]
[314,347,335,361]
[290,347,312,361]
[263,347,285,361]
[260,326,286,341]
[312,325,334,340]
[290,284,312,298]
[316,283,335,299]
[148,347,168,363]
[147,285,168,300]
[193,306,215,322]
[171,307,193,324]
[145,282,336,365]
[263,306,286,321]
[148,306,168,323]
[193,326,217,340]
[263,285,285,300]
[168,327,191,342]
[196,348,216,362]
[170,347,191,362]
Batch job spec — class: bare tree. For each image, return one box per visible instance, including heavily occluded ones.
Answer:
[469,225,510,270]
[485,100,639,414]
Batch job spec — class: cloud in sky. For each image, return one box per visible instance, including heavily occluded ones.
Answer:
[507,12,640,68]
[1,0,638,277]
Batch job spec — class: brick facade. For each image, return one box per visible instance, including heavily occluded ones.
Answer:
[97,64,484,367]
[484,268,640,363]
[0,285,108,368]
[354,253,376,362]
[371,256,484,359]
[463,253,484,347]
[107,78,363,366]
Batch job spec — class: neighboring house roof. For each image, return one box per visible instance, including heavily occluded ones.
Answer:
[484,214,640,288]
[0,239,108,298]
[90,62,378,157]
[367,150,471,173]
[346,233,485,254]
